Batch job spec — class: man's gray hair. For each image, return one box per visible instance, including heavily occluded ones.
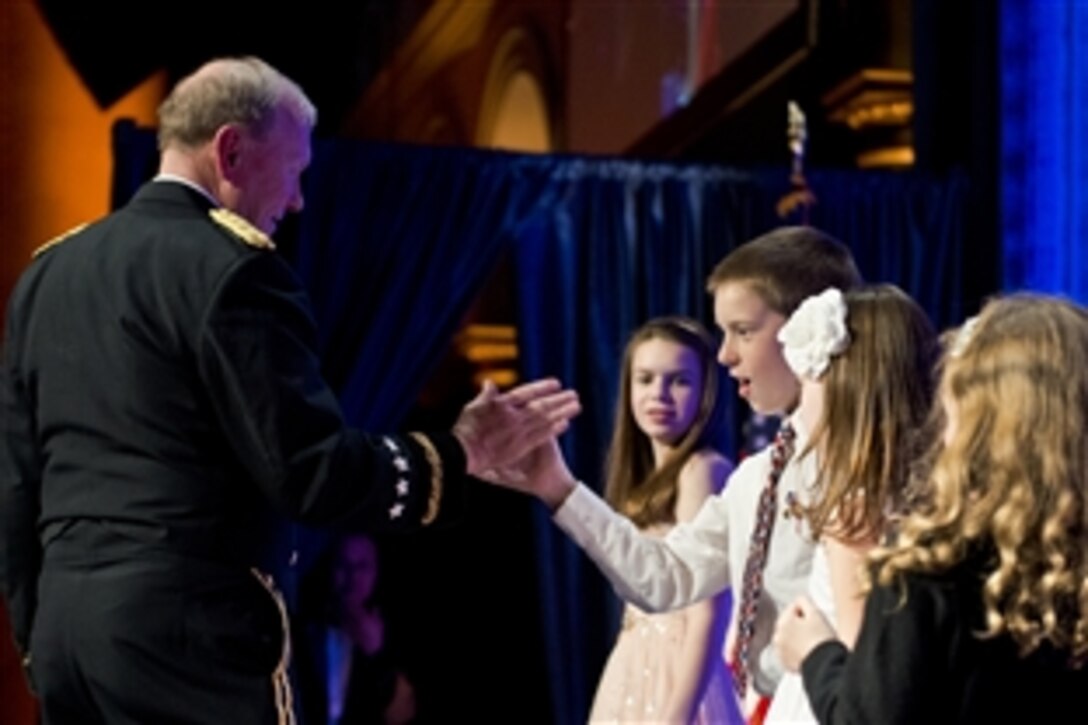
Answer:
[157,56,317,151]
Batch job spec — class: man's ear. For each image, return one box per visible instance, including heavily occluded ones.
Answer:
[213,125,244,181]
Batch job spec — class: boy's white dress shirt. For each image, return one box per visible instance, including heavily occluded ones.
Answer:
[553,413,817,698]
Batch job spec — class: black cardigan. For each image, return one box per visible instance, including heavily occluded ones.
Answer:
[801,557,1088,724]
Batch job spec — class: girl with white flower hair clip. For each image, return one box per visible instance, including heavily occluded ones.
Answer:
[765,284,938,723]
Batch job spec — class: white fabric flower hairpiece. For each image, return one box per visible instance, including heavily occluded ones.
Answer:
[948,315,980,358]
[777,288,851,380]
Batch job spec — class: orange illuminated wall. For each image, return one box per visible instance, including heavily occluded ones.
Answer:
[0,1,165,318]
[0,4,164,722]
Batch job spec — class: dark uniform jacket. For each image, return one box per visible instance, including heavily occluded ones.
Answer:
[0,180,465,719]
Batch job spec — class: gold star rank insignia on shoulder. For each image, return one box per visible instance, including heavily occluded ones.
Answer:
[31,222,89,258]
[209,208,276,251]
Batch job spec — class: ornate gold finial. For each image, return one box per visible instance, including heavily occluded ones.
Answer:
[31,223,89,258]
[787,100,807,159]
[776,100,817,222]
[209,208,276,251]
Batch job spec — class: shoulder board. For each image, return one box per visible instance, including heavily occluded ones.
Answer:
[31,223,89,259]
[209,208,276,251]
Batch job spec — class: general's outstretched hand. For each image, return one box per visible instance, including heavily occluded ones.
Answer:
[452,378,580,479]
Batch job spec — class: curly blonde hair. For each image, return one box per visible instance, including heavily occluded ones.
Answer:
[871,294,1088,664]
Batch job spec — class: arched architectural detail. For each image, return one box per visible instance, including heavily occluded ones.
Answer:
[476,25,557,152]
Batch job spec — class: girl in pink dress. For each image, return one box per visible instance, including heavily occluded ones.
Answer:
[587,317,742,724]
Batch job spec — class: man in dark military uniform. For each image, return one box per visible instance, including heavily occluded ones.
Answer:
[0,56,579,724]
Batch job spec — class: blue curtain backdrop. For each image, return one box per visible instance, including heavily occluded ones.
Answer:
[112,122,970,724]
[1001,0,1088,301]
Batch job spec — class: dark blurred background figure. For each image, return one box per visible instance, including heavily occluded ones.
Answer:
[295,531,417,725]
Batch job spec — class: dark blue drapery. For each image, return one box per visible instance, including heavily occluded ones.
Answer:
[112,122,970,723]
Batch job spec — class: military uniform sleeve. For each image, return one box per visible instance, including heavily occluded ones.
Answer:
[800,575,953,724]
[198,252,465,530]
[0,316,43,659]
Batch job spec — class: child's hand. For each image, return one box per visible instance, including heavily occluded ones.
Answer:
[475,437,578,511]
[773,594,837,672]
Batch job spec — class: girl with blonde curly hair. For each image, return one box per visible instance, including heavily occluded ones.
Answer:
[774,293,1088,724]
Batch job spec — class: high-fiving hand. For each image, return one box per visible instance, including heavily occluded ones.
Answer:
[452,377,580,479]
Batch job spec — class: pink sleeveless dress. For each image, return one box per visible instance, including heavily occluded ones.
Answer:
[588,526,744,724]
